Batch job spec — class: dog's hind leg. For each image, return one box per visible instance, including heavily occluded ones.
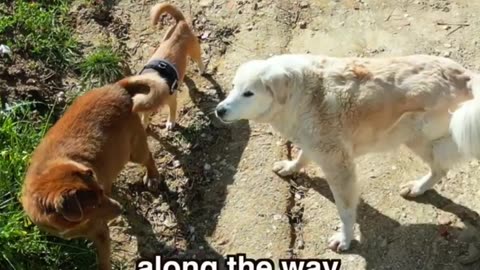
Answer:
[273,149,310,176]
[139,111,152,129]
[189,36,205,74]
[130,120,162,190]
[400,136,454,198]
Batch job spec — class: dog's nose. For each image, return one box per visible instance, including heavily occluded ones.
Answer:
[216,107,227,118]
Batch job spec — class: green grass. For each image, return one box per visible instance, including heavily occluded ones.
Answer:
[0,1,107,269]
[0,103,97,270]
[80,46,124,87]
[0,0,79,69]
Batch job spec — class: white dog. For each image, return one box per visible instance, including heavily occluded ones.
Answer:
[215,54,480,252]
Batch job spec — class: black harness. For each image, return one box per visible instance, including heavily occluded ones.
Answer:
[139,59,179,94]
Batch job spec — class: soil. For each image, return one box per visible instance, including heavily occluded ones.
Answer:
[5,0,480,269]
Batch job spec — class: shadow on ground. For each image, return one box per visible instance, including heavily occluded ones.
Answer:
[296,174,480,270]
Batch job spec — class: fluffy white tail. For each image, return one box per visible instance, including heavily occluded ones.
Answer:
[450,75,480,158]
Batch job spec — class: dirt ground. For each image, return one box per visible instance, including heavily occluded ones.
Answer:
[20,0,480,269]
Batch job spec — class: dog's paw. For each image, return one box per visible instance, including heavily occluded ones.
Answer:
[328,232,352,252]
[272,160,299,176]
[399,181,426,198]
[165,121,176,130]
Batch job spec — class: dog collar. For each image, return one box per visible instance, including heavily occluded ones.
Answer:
[139,59,179,94]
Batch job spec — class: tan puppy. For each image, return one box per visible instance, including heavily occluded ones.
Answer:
[139,3,205,130]
[21,73,168,270]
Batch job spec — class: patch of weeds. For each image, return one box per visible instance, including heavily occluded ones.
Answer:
[0,0,79,70]
[80,46,124,88]
[0,102,96,270]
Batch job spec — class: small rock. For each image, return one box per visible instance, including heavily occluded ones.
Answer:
[26,78,36,85]
[273,214,283,221]
[204,163,212,170]
[437,213,455,225]
[299,21,307,29]
[172,160,181,168]
[0,44,11,57]
[299,1,309,8]
[199,0,213,7]
[443,25,451,30]
[253,2,258,10]
[156,202,170,212]
[201,31,211,40]
[444,43,452,48]
[246,24,254,31]
[297,239,305,249]
[443,51,451,57]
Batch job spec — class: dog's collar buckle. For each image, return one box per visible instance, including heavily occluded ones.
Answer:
[140,60,180,94]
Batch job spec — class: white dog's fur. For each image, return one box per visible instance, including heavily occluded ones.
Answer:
[216,54,480,252]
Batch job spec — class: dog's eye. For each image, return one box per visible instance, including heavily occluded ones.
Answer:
[243,91,254,97]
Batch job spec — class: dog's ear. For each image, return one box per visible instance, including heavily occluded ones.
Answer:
[263,67,292,105]
[45,161,101,223]
[55,189,99,222]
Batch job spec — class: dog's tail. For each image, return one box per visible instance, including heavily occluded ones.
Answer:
[117,74,167,113]
[151,3,185,26]
[450,74,480,158]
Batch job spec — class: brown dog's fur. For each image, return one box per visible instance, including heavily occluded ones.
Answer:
[21,73,168,270]
[139,3,205,129]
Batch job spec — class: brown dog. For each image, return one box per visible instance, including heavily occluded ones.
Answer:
[139,3,205,129]
[21,73,169,270]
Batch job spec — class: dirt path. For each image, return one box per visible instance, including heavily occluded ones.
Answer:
[77,0,480,269]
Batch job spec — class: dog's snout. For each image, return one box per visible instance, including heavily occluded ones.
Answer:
[216,107,227,118]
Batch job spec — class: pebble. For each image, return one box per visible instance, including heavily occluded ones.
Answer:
[201,31,211,40]
[437,213,454,225]
[444,43,452,48]
[299,21,307,29]
[443,51,451,57]
[299,2,309,8]
[172,160,181,168]
[204,163,212,170]
[297,239,305,249]
[26,78,37,85]
[199,0,213,7]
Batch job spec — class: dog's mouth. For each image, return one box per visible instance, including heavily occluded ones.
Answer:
[215,114,235,124]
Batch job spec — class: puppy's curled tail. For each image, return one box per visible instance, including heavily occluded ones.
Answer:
[151,3,185,26]
[117,75,166,113]
[450,75,480,158]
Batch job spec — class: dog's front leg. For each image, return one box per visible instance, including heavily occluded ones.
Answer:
[311,148,358,252]
[89,223,111,270]
[166,93,177,130]
[273,149,310,176]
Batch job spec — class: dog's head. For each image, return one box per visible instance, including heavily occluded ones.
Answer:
[215,59,293,123]
[23,160,122,231]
